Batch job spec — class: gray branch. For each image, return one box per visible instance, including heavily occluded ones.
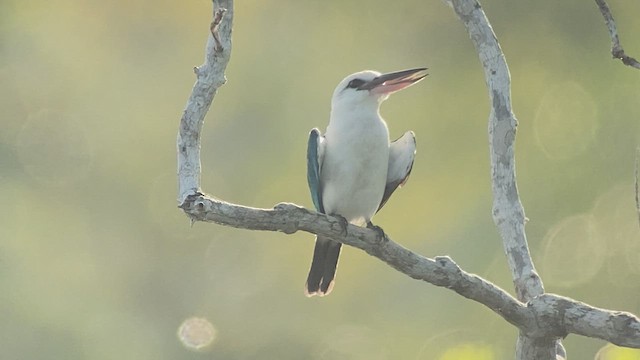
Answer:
[447,0,559,357]
[595,0,640,227]
[447,0,542,303]
[178,194,640,350]
[177,0,233,205]
[176,0,640,358]
[595,0,640,69]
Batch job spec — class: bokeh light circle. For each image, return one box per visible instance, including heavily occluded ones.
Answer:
[177,317,217,351]
[540,214,605,287]
[533,81,598,161]
[590,183,640,286]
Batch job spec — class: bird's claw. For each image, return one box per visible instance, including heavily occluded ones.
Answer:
[367,221,387,242]
[333,214,349,235]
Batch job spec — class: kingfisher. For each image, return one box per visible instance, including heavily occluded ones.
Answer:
[305,68,427,297]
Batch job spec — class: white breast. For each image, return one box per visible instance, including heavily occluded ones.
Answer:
[320,110,390,226]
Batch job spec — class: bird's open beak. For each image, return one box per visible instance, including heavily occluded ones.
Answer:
[359,68,428,95]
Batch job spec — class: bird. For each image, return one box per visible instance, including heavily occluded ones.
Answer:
[305,67,428,297]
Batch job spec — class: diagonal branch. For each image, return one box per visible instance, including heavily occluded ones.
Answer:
[180,193,527,326]
[178,192,640,349]
[595,0,640,70]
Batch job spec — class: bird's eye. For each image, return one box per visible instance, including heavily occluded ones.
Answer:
[346,79,365,89]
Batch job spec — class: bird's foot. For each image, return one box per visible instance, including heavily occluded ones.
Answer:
[334,214,349,235]
[367,221,387,242]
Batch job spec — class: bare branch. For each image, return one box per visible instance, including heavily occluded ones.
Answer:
[448,0,553,357]
[531,294,640,348]
[595,0,640,69]
[181,194,526,323]
[178,193,640,349]
[178,0,233,205]
[449,0,541,305]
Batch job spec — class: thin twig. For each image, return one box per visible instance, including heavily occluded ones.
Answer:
[595,0,640,69]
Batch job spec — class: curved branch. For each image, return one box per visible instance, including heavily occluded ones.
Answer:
[595,0,640,70]
[448,0,551,357]
[449,0,542,306]
[177,0,233,205]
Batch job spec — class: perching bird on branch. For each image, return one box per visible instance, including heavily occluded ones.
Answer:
[305,68,428,297]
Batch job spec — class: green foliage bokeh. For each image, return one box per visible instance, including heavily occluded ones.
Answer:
[1,0,640,359]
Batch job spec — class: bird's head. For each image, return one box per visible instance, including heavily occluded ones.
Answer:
[331,68,428,110]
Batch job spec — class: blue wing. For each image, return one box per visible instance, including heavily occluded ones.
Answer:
[307,128,325,213]
[378,131,416,212]
[306,128,339,297]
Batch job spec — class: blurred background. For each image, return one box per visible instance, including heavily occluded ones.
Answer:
[1,0,640,359]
